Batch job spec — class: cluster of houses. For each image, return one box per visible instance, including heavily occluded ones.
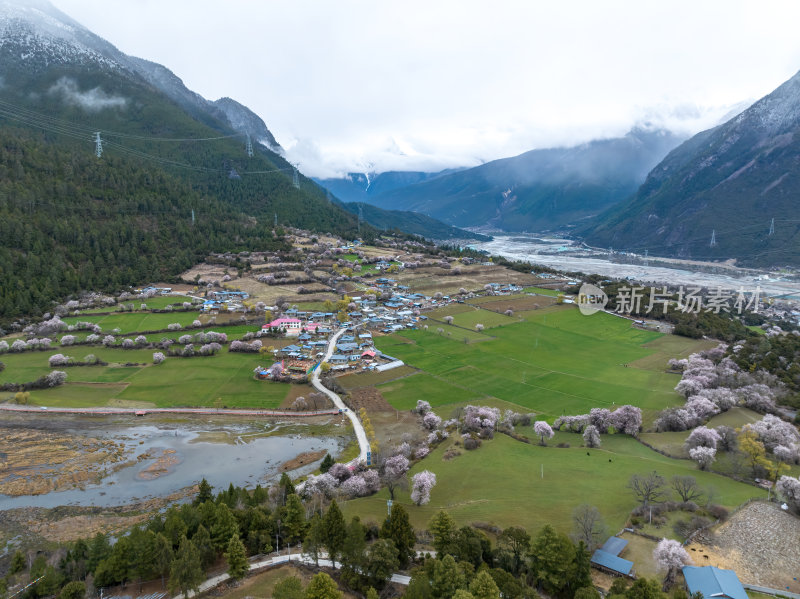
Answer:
[202,290,250,312]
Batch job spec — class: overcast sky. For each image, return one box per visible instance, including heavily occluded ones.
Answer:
[50,0,800,177]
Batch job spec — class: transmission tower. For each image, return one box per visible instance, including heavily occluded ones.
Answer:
[274,213,278,227]
[94,132,103,158]
[710,229,717,247]
[245,134,253,157]
[292,165,300,189]
[358,203,363,234]
[191,209,195,226]
[769,217,775,236]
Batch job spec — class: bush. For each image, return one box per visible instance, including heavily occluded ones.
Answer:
[707,504,729,521]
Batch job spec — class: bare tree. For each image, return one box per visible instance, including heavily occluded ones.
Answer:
[570,504,607,552]
[670,475,702,503]
[628,471,667,506]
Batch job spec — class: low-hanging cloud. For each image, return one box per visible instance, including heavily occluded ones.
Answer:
[48,77,127,111]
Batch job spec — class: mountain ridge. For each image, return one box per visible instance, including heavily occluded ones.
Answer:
[580,69,800,267]
[360,127,686,232]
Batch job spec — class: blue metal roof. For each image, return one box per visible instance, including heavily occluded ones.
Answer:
[601,537,628,556]
[590,550,633,576]
[682,566,747,599]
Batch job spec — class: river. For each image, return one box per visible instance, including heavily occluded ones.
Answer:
[471,234,800,299]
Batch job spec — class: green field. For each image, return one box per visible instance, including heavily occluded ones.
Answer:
[1,312,295,409]
[375,306,703,421]
[522,286,563,297]
[62,310,203,334]
[342,432,762,535]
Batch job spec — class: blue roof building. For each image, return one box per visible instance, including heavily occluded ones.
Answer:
[682,566,747,599]
[590,536,632,577]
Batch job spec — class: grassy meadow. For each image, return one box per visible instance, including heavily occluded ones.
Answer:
[375,305,711,422]
[341,432,763,536]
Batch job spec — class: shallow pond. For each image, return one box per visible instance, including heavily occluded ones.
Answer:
[0,418,343,509]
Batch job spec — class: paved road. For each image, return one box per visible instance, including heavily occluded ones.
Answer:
[0,405,339,417]
[168,552,410,599]
[310,328,370,466]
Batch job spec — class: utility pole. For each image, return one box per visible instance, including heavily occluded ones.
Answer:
[246,134,254,157]
[94,132,103,158]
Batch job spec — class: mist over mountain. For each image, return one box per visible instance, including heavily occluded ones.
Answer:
[315,168,464,204]
[580,69,800,267]
[359,127,685,232]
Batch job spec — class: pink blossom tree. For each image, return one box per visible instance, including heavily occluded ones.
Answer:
[653,538,692,590]
[415,400,432,415]
[611,405,642,436]
[589,408,612,433]
[411,470,437,505]
[777,475,800,512]
[45,371,67,387]
[340,475,368,498]
[746,414,800,452]
[534,421,554,446]
[381,454,410,499]
[689,446,716,470]
[685,426,721,451]
[153,352,166,364]
[583,425,601,448]
[48,354,71,367]
[328,463,353,483]
[423,412,442,430]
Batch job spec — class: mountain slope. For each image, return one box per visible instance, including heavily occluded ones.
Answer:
[340,202,490,241]
[0,0,367,321]
[581,70,800,267]
[366,128,684,231]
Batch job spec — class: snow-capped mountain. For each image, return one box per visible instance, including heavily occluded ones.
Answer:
[0,0,281,151]
[581,69,800,266]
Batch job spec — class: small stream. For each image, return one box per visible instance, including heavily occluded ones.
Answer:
[0,419,343,509]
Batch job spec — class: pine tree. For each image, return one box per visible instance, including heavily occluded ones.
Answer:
[304,514,325,567]
[192,525,216,569]
[304,572,342,599]
[210,503,240,551]
[322,501,346,568]
[283,494,308,545]
[168,538,204,599]
[153,533,174,588]
[432,555,466,599]
[340,517,367,589]
[429,511,456,557]
[469,571,500,599]
[320,454,335,473]
[380,504,416,568]
[194,478,213,506]
[224,533,249,582]
[279,473,296,499]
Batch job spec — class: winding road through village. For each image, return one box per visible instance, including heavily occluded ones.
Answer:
[311,327,370,467]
